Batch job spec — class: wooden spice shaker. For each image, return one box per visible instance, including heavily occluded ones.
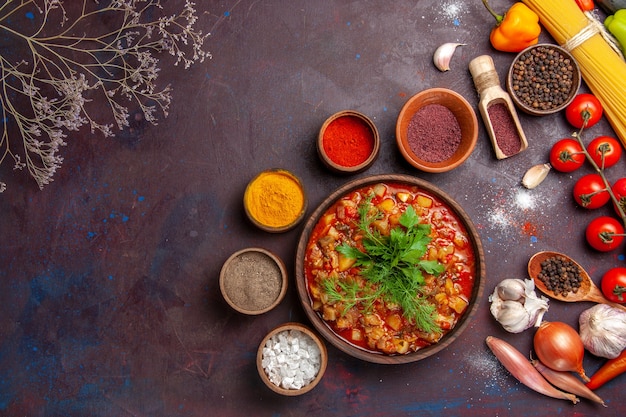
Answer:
[469,55,528,159]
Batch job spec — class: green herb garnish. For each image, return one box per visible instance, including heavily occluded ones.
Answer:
[324,197,445,333]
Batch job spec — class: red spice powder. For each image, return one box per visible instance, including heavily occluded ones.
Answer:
[487,103,521,156]
[322,115,375,167]
[407,104,461,163]
[521,221,538,237]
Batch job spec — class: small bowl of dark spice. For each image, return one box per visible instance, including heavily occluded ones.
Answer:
[396,88,478,173]
[219,247,288,315]
[507,44,581,116]
[318,110,380,174]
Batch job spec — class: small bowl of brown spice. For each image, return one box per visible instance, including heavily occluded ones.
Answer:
[219,247,288,315]
[396,88,478,173]
[507,44,581,116]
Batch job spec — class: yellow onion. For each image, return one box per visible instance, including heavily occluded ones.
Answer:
[533,321,589,382]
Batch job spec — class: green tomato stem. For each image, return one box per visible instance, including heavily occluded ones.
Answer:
[572,127,626,229]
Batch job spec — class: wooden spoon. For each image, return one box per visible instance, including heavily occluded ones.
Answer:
[528,251,626,312]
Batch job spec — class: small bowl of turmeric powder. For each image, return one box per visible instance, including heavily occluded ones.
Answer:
[317,110,380,174]
[244,169,308,233]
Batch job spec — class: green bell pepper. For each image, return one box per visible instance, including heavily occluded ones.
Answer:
[605,9,626,53]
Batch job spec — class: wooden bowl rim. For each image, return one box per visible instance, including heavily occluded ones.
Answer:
[395,88,478,173]
[219,247,288,315]
[243,168,308,233]
[506,43,581,116]
[256,322,328,396]
[317,110,381,174]
[294,174,486,364]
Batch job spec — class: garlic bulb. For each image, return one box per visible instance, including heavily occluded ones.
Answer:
[489,278,550,333]
[579,304,626,359]
[433,43,465,71]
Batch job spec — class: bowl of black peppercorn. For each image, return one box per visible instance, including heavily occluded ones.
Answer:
[506,44,581,116]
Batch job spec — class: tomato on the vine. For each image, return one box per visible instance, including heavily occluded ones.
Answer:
[565,93,603,129]
[573,174,610,209]
[601,267,626,303]
[587,136,622,169]
[549,138,585,172]
[585,216,625,252]
[612,178,626,216]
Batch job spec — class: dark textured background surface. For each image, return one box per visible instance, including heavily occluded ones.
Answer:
[1,1,624,416]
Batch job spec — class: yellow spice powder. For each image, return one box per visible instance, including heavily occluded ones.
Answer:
[245,170,304,228]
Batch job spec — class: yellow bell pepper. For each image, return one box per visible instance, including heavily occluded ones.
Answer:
[482,0,542,52]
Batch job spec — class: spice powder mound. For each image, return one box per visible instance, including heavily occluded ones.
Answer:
[245,171,305,228]
[407,104,461,163]
[322,115,375,167]
[223,251,283,311]
[487,102,522,156]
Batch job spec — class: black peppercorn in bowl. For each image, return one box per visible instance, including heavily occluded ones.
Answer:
[506,44,581,116]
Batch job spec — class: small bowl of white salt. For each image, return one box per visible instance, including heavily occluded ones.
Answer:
[256,322,327,396]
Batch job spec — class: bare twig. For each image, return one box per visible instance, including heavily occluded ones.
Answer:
[0,0,211,190]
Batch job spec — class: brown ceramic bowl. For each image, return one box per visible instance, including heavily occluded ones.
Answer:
[243,169,308,233]
[396,88,478,173]
[506,44,581,116]
[318,110,380,174]
[257,322,328,396]
[219,247,288,315]
[295,174,486,364]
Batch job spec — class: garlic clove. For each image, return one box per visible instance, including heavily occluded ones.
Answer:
[496,278,527,301]
[433,42,466,72]
[496,300,532,333]
[524,294,550,327]
[523,278,550,327]
[522,163,551,189]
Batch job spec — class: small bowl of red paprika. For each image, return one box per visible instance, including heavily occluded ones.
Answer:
[317,110,380,174]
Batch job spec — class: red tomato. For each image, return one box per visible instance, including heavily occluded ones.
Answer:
[612,178,626,216]
[565,94,603,129]
[549,138,585,172]
[587,136,622,169]
[573,174,610,209]
[601,267,626,303]
[585,216,625,252]
[575,0,595,12]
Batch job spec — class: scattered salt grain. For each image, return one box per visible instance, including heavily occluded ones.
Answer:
[261,329,321,390]
[515,189,536,210]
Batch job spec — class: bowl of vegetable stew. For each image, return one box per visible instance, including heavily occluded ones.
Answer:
[295,174,486,364]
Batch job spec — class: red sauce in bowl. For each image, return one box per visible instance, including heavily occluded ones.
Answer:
[302,182,476,355]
